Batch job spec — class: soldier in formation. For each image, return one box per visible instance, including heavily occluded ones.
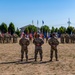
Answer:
[3,33,11,43]
[70,33,75,43]
[0,34,3,43]
[19,34,30,61]
[48,33,59,61]
[0,33,12,43]
[33,33,44,61]
[65,33,70,43]
[60,33,70,43]
[60,34,65,43]
[13,33,18,43]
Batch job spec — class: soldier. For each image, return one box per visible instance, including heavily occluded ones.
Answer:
[60,34,65,43]
[33,33,44,61]
[0,34,3,43]
[65,33,70,43]
[19,34,30,61]
[70,34,73,43]
[72,34,75,43]
[13,33,18,43]
[4,33,10,43]
[48,33,59,61]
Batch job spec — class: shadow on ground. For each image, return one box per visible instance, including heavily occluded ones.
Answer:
[0,58,51,65]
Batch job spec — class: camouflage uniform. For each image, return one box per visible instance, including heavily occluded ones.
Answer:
[60,34,65,43]
[70,34,75,43]
[33,34,44,61]
[48,33,59,61]
[65,33,70,43]
[19,35,30,61]
[13,34,18,43]
[4,33,10,43]
[70,34,73,43]
[0,34,3,43]
[72,34,75,43]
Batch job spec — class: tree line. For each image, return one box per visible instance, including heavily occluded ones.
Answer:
[24,25,75,34]
[0,22,20,36]
[0,22,75,37]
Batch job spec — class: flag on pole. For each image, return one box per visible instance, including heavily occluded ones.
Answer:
[37,20,39,32]
[42,20,44,24]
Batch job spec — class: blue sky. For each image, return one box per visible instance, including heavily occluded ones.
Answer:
[0,0,75,29]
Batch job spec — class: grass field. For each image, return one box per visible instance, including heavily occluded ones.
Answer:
[0,38,75,75]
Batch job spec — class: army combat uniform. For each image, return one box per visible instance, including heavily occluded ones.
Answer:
[19,35,30,61]
[65,33,70,43]
[33,34,44,61]
[60,34,65,43]
[0,34,3,43]
[13,33,18,43]
[48,33,59,61]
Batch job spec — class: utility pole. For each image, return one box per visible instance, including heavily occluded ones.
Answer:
[42,20,44,33]
[67,18,71,26]
[32,20,34,25]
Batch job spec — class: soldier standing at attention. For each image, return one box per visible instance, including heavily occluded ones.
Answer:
[48,33,59,62]
[19,34,30,61]
[33,33,44,61]
[60,34,65,43]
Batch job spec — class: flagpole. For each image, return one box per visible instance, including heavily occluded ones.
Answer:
[42,20,44,33]
[37,20,38,33]
[42,22,43,33]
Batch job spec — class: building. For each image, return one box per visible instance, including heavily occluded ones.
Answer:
[19,24,40,33]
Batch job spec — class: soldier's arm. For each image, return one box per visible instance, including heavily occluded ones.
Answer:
[48,39,52,45]
[41,39,44,45]
[56,39,59,45]
[26,39,30,46]
[19,39,22,46]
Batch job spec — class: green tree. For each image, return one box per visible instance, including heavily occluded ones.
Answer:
[58,26,66,34]
[8,22,15,35]
[51,26,55,33]
[40,25,50,33]
[15,28,20,37]
[28,25,37,33]
[0,22,8,33]
[55,27,58,33]
[31,25,37,33]
[24,27,29,34]
[24,25,37,34]
[66,26,74,34]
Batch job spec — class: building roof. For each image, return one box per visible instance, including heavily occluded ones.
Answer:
[19,24,32,29]
[19,24,40,29]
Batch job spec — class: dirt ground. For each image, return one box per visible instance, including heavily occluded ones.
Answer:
[0,38,75,75]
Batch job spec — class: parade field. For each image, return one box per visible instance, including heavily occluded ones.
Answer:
[0,38,75,75]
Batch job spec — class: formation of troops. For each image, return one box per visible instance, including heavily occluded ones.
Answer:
[0,32,75,62]
[19,32,59,62]
[0,33,18,43]
[60,33,75,43]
